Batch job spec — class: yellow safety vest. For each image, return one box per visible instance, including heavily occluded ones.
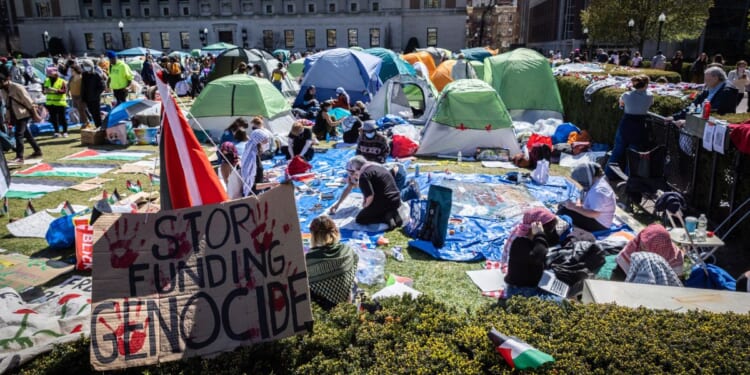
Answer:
[44,77,68,107]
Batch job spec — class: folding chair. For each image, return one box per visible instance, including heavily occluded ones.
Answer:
[608,145,670,212]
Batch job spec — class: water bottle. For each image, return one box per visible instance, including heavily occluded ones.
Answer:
[457,151,463,164]
[688,103,696,114]
[696,214,708,242]
[415,164,420,177]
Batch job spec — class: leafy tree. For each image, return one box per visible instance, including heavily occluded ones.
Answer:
[581,0,713,54]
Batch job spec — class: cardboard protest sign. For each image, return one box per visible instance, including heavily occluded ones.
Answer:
[90,184,313,370]
[0,253,74,292]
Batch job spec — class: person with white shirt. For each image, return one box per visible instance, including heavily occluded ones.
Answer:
[557,162,616,232]
[728,60,750,113]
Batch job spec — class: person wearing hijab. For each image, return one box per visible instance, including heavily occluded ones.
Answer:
[624,252,683,287]
[305,215,359,310]
[503,207,562,301]
[558,162,616,232]
[332,87,351,110]
[240,129,273,196]
[616,224,684,275]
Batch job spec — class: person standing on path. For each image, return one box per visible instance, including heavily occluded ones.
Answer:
[107,51,133,106]
[43,66,69,138]
[0,69,43,163]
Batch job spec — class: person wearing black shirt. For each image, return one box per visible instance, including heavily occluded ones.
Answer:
[329,155,402,230]
[301,85,319,111]
[356,120,390,163]
[286,120,315,161]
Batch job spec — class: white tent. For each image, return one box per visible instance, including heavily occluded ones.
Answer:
[367,75,437,125]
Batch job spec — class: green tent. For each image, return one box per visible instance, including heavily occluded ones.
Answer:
[470,60,484,80]
[287,58,305,78]
[483,48,563,116]
[190,74,289,118]
[126,59,144,72]
[202,42,237,53]
[364,48,416,82]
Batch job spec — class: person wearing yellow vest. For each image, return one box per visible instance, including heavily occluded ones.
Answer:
[107,50,133,106]
[43,66,69,137]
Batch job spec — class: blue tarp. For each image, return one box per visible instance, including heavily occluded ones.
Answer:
[295,48,383,107]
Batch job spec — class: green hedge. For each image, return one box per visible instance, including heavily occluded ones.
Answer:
[14,297,750,374]
[556,76,686,143]
[598,64,682,83]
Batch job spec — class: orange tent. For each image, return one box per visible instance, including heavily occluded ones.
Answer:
[430,59,477,92]
[402,51,437,77]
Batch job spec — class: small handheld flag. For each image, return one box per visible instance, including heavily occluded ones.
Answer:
[24,200,36,217]
[149,173,160,186]
[137,179,143,192]
[110,188,122,203]
[102,189,108,201]
[126,180,142,193]
[60,200,76,216]
[488,327,554,370]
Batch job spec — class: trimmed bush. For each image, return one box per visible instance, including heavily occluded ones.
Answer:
[14,297,750,374]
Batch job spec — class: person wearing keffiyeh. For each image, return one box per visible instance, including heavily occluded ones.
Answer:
[240,129,270,196]
[305,215,358,310]
[625,252,683,287]
[616,223,684,275]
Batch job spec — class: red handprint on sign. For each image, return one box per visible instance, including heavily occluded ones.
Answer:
[165,219,194,260]
[104,220,145,268]
[97,299,150,356]
[249,201,281,255]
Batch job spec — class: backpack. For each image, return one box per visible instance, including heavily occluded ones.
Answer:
[169,62,182,75]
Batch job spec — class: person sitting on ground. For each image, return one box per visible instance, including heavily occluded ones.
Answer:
[332,87,351,110]
[233,128,249,158]
[234,62,249,75]
[252,64,264,78]
[606,74,653,179]
[557,162,616,232]
[286,120,315,161]
[313,101,342,140]
[615,223,684,276]
[341,107,364,143]
[354,101,371,121]
[624,252,683,287]
[356,120,390,164]
[305,215,359,310]
[670,66,738,123]
[221,117,249,144]
[329,155,403,230]
[300,85,320,112]
[241,129,278,196]
[503,207,563,301]
[219,141,240,191]
[250,115,264,130]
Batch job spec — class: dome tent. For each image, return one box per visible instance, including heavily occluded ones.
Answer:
[367,74,437,125]
[483,48,563,122]
[417,79,520,157]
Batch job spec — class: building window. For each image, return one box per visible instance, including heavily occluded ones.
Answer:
[241,1,253,14]
[143,7,150,16]
[307,3,315,12]
[161,32,170,49]
[286,3,294,13]
[142,32,151,48]
[200,2,211,15]
[162,7,169,16]
[285,29,294,48]
[221,0,232,14]
[348,28,358,47]
[180,32,190,49]
[326,29,336,47]
[426,27,437,46]
[85,33,95,50]
[328,3,336,12]
[86,8,93,17]
[36,2,51,17]
[265,4,273,13]
[123,32,132,48]
[103,32,113,50]
[104,7,112,16]
[305,29,315,48]
[369,28,380,47]
[182,6,190,15]
[371,2,379,11]
[349,2,358,12]
[263,30,274,49]
[424,0,439,8]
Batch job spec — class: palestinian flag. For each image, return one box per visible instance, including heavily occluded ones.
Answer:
[126,180,142,193]
[13,163,116,178]
[110,188,122,204]
[488,328,554,370]
[149,173,160,186]
[60,200,76,216]
[62,149,153,161]
[24,200,36,217]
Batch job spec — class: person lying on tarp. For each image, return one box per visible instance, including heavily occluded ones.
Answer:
[502,207,563,302]
[557,162,616,233]
[329,155,403,230]
[305,215,359,310]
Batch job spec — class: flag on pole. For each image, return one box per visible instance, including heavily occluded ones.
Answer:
[60,200,76,216]
[149,173,160,186]
[102,189,108,201]
[155,69,227,209]
[126,180,142,193]
[488,328,554,370]
[24,200,36,217]
[110,188,122,204]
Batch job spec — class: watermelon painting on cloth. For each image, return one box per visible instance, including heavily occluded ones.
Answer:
[488,327,555,370]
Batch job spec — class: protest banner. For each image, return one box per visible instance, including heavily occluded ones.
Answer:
[89,184,313,370]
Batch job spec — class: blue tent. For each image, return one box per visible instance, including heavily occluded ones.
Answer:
[294,48,382,107]
[117,47,164,57]
[460,47,494,62]
[364,47,416,82]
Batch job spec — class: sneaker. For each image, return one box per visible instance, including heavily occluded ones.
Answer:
[10,158,23,164]
[53,133,61,138]
[63,133,69,138]
[28,151,43,159]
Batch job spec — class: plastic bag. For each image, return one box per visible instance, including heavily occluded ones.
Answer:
[355,247,386,285]
[287,155,312,176]
[46,215,76,250]
[532,159,550,185]
[392,134,419,158]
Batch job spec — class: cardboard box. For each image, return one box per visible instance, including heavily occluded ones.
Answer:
[81,128,106,145]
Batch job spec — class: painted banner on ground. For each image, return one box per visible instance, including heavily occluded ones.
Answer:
[90,184,312,370]
[0,275,92,374]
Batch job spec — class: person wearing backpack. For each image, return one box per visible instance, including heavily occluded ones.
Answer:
[167,56,182,90]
